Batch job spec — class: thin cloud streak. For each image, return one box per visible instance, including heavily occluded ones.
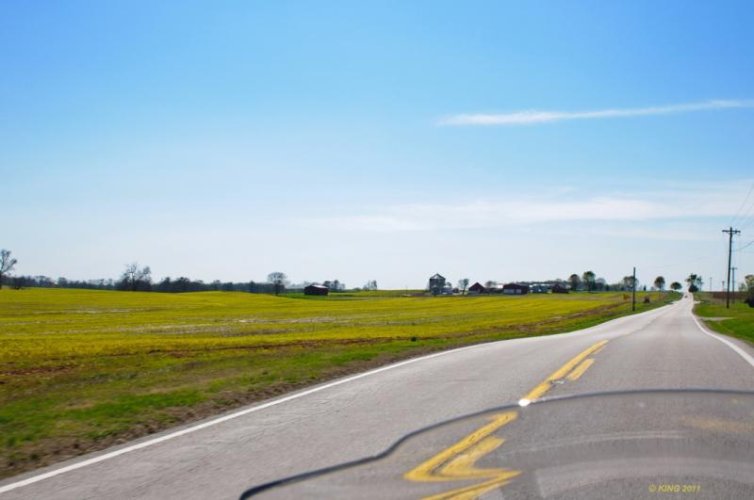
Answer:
[440,99,754,126]
[308,187,743,234]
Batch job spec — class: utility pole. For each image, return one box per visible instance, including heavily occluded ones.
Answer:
[632,267,637,312]
[722,227,741,309]
[732,267,737,304]
[709,277,712,292]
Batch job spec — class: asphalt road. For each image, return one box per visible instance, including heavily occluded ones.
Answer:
[1,295,753,499]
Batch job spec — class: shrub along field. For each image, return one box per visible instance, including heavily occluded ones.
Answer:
[0,288,675,478]
[695,292,754,344]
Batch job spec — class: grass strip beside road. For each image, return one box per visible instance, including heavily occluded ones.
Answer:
[694,293,754,345]
[0,288,675,479]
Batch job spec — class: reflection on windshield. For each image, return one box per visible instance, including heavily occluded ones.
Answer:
[241,390,754,499]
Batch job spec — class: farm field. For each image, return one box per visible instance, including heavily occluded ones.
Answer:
[0,288,675,478]
[695,292,754,344]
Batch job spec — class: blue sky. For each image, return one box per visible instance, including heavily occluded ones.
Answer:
[2,0,754,289]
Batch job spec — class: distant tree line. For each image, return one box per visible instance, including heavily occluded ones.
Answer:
[322,279,345,292]
[3,275,117,290]
[6,274,212,291]
[154,277,282,294]
[0,257,267,294]
[8,273,289,294]
[566,271,613,291]
[0,247,698,298]
[360,280,379,291]
[567,271,676,293]
[3,261,344,296]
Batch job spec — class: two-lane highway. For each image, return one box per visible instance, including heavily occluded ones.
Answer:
[1,294,752,499]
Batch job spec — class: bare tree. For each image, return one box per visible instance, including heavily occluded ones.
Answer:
[119,263,152,291]
[363,280,378,291]
[686,274,702,293]
[458,278,470,295]
[0,249,18,289]
[267,271,287,296]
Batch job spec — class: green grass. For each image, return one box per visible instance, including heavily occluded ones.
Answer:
[694,292,754,344]
[0,288,676,477]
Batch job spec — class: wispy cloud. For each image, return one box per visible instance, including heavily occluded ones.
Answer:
[305,182,749,234]
[439,99,754,126]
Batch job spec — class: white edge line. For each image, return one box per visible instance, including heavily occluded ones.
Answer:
[0,343,483,494]
[0,300,676,494]
[692,313,754,368]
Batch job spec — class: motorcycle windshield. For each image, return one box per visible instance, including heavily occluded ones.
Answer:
[241,390,754,499]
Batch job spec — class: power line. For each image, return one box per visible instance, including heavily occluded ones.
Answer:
[740,215,754,233]
[738,239,754,252]
[731,182,754,226]
[736,191,754,231]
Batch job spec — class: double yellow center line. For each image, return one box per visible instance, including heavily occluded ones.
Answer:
[404,339,608,499]
[403,411,520,500]
[522,340,607,401]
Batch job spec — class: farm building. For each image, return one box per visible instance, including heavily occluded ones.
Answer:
[502,283,530,295]
[304,284,329,296]
[552,283,569,294]
[468,282,486,294]
[428,273,446,295]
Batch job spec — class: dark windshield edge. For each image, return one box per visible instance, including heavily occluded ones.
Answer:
[238,388,754,499]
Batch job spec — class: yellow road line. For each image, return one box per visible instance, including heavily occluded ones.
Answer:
[440,437,504,479]
[405,339,608,499]
[565,358,595,381]
[522,340,607,401]
[423,436,519,500]
[424,453,520,500]
[404,412,518,484]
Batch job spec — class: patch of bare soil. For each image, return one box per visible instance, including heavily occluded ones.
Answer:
[0,364,74,377]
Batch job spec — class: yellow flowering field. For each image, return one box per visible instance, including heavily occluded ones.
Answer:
[0,288,673,478]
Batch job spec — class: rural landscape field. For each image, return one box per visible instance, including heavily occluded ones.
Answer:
[4,4,754,497]
[0,288,673,478]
